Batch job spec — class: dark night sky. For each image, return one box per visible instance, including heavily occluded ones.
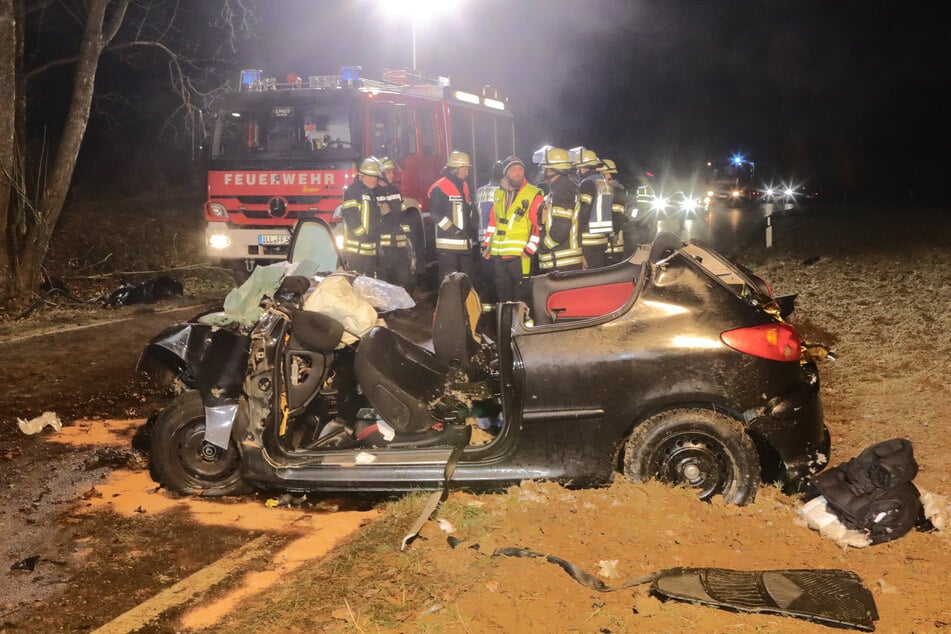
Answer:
[64,0,948,201]
[236,0,950,199]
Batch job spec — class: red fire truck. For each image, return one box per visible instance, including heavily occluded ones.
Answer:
[204,67,515,274]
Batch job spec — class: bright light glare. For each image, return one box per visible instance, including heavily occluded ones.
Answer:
[680,197,699,212]
[732,190,742,198]
[731,154,745,166]
[378,0,459,16]
[651,196,668,212]
[453,90,480,104]
[208,234,231,250]
[483,97,505,110]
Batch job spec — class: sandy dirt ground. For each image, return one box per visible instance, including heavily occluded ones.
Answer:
[1,203,950,633]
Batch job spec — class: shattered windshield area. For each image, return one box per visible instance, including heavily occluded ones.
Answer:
[213,95,361,162]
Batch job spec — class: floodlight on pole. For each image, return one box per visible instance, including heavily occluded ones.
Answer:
[378,0,459,71]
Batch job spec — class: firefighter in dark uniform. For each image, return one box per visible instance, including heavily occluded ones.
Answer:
[482,156,543,304]
[374,157,412,290]
[571,146,613,269]
[599,159,629,264]
[427,151,478,282]
[534,146,583,272]
[341,158,382,276]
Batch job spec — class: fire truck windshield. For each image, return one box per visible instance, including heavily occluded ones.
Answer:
[212,93,361,165]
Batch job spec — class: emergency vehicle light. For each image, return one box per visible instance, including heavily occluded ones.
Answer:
[483,97,505,110]
[340,66,362,85]
[453,90,480,105]
[239,69,262,91]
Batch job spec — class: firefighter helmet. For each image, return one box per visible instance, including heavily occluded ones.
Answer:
[358,158,381,177]
[379,157,397,172]
[537,146,572,171]
[599,158,618,174]
[446,150,471,168]
[569,146,603,169]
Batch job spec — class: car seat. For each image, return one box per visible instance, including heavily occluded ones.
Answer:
[432,272,488,380]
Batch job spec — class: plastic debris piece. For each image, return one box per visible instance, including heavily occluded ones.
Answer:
[798,495,871,548]
[919,488,950,531]
[11,555,41,572]
[354,452,376,464]
[485,581,499,592]
[265,498,280,508]
[447,536,463,549]
[17,411,62,435]
[598,560,620,579]
[437,518,455,534]
[376,420,396,442]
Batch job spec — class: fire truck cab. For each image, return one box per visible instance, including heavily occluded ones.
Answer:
[205,67,515,275]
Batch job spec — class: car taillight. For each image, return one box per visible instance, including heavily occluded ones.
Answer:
[720,323,801,362]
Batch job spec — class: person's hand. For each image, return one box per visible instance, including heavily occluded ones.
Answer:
[482,245,491,260]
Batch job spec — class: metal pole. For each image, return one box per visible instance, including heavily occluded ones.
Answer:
[412,15,417,70]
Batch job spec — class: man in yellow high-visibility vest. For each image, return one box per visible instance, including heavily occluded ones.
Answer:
[482,156,543,304]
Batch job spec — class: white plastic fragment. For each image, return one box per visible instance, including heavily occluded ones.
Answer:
[919,488,950,531]
[597,560,620,579]
[376,420,395,442]
[798,495,871,548]
[436,518,455,534]
[16,411,62,435]
[354,451,376,464]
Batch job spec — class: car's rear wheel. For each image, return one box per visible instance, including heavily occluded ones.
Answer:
[150,390,251,496]
[623,408,760,505]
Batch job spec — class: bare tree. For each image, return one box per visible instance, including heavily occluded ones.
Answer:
[1,0,254,301]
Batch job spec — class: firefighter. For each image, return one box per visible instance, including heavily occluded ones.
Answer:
[571,146,613,269]
[428,151,478,282]
[629,173,658,246]
[599,159,629,264]
[482,156,543,304]
[341,157,382,276]
[535,146,583,272]
[375,157,412,290]
[474,160,504,312]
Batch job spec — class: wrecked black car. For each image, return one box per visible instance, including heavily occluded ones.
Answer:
[139,219,829,505]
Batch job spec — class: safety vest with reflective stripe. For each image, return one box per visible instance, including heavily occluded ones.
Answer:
[484,182,542,258]
[606,181,628,255]
[579,172,614,245]
[341,181,379,256]
[376,182,409,249]
[428,176,474,251]
[538,176,582,269]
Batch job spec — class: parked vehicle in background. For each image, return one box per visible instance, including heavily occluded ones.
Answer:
[204,67,515,277]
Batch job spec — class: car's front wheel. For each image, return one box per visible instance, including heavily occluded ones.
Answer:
[150,390,251,496]
[623,408,760,505]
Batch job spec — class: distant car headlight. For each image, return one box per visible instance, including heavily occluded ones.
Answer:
[680,196,699,212]
[208,233,231,250]
[650,196,668,212]
[206,202,229,219]
[732,190,742,198]
[783,187,796,199]
[764,188,775,199]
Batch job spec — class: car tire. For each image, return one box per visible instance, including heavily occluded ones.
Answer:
[623,408,760,505]
[150,390,251,496]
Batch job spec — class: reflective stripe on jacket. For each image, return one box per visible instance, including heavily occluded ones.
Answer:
[484,180,542,258]
[428,176,474,251]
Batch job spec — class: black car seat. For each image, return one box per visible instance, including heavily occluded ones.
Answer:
[354,326,451,434]
[432,272,486,379]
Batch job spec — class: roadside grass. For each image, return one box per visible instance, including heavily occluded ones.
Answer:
[209,492,504,632]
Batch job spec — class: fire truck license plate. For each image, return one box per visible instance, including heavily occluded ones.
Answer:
[258,234,290,246]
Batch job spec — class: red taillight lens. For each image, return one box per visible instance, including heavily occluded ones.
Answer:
[720,323,801,362]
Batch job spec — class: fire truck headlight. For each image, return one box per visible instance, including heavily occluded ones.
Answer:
[208,233,231,250]
[650,196,668,212]
[207,202,229,219]
[331,204,343,220]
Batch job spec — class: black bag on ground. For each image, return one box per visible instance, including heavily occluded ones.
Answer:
[813,438,923,544]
